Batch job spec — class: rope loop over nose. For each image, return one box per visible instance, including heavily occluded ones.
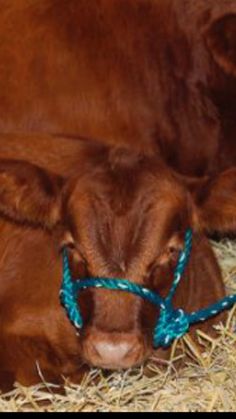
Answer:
[60,228,236,348]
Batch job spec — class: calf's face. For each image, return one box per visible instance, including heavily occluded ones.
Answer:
[61,154,193,369]
[0,149,234,371]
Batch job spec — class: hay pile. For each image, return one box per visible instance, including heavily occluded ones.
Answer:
[0,239,235,412]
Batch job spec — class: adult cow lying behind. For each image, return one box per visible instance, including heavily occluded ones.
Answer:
[0,141,235,389]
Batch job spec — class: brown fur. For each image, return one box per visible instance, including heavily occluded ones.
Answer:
[0,138,230,389]
[0,0,236,389]
[0,1,236,174]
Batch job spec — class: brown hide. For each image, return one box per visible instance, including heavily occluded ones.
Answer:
[0,1,236,174]
[0,141,230,389]
[0,0,235,389]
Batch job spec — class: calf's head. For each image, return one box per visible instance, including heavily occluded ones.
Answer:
[0,147,234,370]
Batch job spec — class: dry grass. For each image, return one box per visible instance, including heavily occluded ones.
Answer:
[0,239,236,412]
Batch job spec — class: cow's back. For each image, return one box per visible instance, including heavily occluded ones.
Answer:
[0,0,236,175]
[0,0,164,151]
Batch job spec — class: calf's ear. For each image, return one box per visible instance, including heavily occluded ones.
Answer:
[188,168,236,235]
[0,160,63,229]
[206,14,236,77]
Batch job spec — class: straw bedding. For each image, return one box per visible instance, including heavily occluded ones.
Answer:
[0,239,235,412]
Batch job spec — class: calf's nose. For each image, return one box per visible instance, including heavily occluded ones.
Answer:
[83,331,146,370]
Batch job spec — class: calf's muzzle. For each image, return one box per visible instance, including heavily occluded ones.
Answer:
[82,329,147,369]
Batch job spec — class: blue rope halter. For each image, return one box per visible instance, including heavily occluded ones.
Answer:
[60,229,236,348]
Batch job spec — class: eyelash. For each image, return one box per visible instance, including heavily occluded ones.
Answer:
[168,246,180,258]
[66,242,76,250]
[64,241,87,264]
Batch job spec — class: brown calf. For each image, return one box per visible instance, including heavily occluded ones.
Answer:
[0,134,235,389]
[0,0,236,389]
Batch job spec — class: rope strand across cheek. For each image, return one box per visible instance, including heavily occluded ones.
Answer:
[60,229,236,348]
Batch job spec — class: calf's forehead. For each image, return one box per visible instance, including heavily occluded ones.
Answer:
[64,171,190,248]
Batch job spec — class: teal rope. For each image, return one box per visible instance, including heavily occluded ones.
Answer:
[165,229,192,306]
[61,250,83,329]
[60,229,236,348]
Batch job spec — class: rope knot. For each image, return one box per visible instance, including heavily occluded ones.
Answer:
[153,308,190,348]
